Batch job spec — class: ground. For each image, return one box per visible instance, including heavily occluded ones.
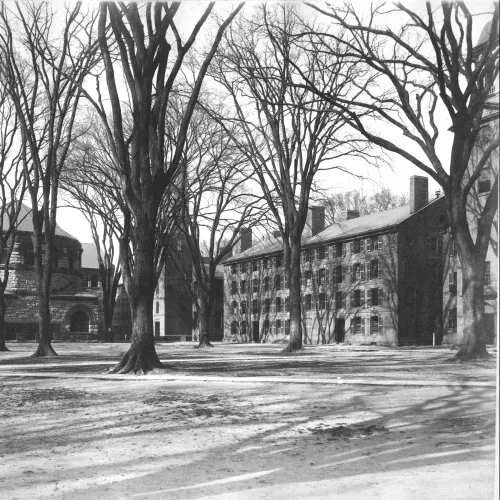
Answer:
[0,342,497,500]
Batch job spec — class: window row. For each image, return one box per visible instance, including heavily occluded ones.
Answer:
[229,236,384,275]
[352,316,383,335]
[230,288,383,315]
[230,261,382,295]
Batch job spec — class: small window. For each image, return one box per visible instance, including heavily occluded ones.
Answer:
[305,270,312,287]
[264,298,270,314]
[285,296,290,312]
[252,260,259,272]
[253,278,259,293]
[241,320,247,335]
[353,239,361,254]
[370,260,380,279]
[275,319,283,335]
[275,297,282,313]
[335,265,342,284]
[353,317,363,334]
[231,281,237,295]
[263,259,269,270]
[370,316,379,335]
[231,321,238,335]
[305,294,312,311]
[318,268,326,286]
[335,292,343,309]
[276,255,283,267]
[370,288,380,306]
[155,301,159,314]
[90,275,99,288]
[485,261,490,286]
[318,293,326,310]
[241,301,247,314]
[240,280,246,294]
[275,274,283,290]
[317,247,326,260]
[240,262,247,274]
[335,242,343,258]
[285,319,290,335]
[448,308,457,330]
[231,301,238,315]
[252,299,259,314]
[231,264,237,275]
[264,277,269,292]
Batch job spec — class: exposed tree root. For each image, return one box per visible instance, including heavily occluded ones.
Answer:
[109,344,164,374]
[0,344,10,352]
[447,345,492,362]
[194,335,214,349]
[281,343,304,354]
[31,342,58,358]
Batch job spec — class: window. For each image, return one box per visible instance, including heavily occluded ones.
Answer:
[353,239,361,254]
[252,299,259,314]
[263,258,269,270]
[241,301,247,314]
[90,274,99,288]
[252,260,259,272]
[241,321,247,335]
[264,298,271,314]
[317,247,326,260]
[253,278,259,293]
[305,294,312,311]
[231,281,237,295]
[353,262,365,281]
[335,242,343,258]
[275,297,282,313]
[231,321,238,335]
[352,289,364,308]
[305,270,312,287]
[232,301,238,315]
[264,277,269,292]
[231,264,237,275]
[353,317,364,334]
[448,308,457,330]
[285,319,290,335]
[485,262,491,286]
[275,274,283,290]
[335,292,343,310]
[155,302,159,314]
[215,312,222,328]
[275,319,283,335]
[155,321,160,337]
[276,255,283,267]
[335,265,342,284]
[240,262,247,273]
[370,316,379,335]
[240,280,246,294]
[318,293,326,310]
[285,296,290,312]
[317,268,326,286]
[306,316,312,328]
[302,249,311,263]
[368,288,380,307]
[263,319,270,333]
[370,260,381,279]
[449,272,457,294]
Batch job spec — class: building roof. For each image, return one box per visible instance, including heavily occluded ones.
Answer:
[1,203,78,240]
[81,242,100,269]
[224,197,442,264]
[477,20,493,46]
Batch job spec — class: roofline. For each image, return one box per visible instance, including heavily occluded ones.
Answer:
[222,197,444,266]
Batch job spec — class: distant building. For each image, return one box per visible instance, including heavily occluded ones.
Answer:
[223,177,447,346]
[442,21,498,347]
[1,204,104,341]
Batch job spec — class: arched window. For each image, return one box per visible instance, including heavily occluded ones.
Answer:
[23,242,34,266]
[70,311,89,333]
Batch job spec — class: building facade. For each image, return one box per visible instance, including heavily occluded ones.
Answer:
[1,204,104,341]
[223,177,447,346]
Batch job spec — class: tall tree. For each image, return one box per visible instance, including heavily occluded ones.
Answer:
[167,103,266,348]
[0,84,26,352]
[209,4,376,352]
[0,2,99,357]
[80,2,243,373]
[303,2,499,359]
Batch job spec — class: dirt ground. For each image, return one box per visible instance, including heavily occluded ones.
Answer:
[0,343,497,499]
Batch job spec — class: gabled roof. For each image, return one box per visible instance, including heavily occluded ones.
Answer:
[1,203,78,240]
[224,197,442,264]
[81,242,100,269]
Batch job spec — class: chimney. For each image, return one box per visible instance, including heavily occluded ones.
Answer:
[239,226,252,252]
[346,210,360,220]
[410,176,428,213]
[304,206,326,237]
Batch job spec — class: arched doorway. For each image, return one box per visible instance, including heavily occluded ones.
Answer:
[70,311,89,333]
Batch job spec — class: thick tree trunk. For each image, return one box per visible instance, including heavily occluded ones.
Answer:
[110,224,163,374]
[453,259,490,360]
[196,299,214,348]
[282,238,303,353]
[31,293,57,357]
[0,292,9,352]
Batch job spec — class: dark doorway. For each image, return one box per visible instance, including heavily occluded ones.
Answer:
[70,311,89,333]
[335,318,345,343]
[252,321,260,342]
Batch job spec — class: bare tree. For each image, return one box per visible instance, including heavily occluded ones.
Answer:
[76,2,243,373]
[0,2,99,357]
[0,85,26,352]
[168,103,266,348]
[209,4,378,352]
[302,2,499,359]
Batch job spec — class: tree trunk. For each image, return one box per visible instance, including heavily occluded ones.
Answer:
[282,238,303,352]
[453,258,490,360]
[196,298,214,348]
[31,289,57,357]
[110,224,164,374]
[0,292,9,352]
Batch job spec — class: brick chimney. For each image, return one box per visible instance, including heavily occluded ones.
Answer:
[346,210,360,220]
[304,206,326,237]
[410,176,428,214]
[239,227,252,252]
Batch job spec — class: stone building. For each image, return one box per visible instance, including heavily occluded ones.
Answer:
[1,204,104,341]
[442,21,498,347]
[223,177,447,346]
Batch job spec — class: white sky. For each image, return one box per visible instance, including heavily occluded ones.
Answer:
[55,0,497,243]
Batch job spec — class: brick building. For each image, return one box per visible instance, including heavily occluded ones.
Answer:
[1,204,104,341]
[442,21,498,347]
[223,177,447,346]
